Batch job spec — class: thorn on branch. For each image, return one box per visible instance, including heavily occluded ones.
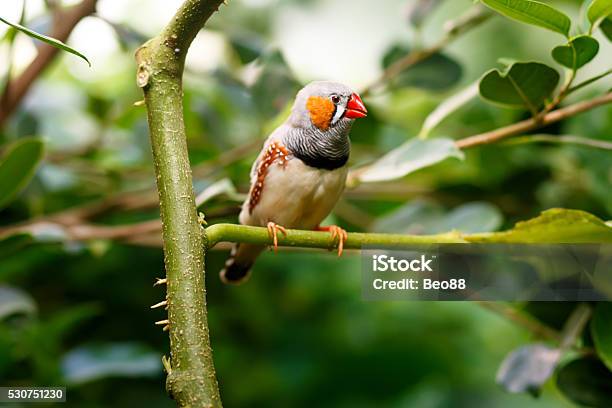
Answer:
[151,299,168,309]
[154,277,167,286]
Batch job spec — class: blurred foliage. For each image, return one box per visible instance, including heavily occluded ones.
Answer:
[0,0,611,406]
[0,138,44,209]
[382,46,463,91]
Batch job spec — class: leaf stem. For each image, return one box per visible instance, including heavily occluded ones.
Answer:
[559,303,591,350]
[541,67,576,117]
[567,68,612,95]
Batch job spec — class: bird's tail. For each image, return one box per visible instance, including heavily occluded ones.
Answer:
[219,243,265,284]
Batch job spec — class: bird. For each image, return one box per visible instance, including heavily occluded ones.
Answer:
[220,81,367,284]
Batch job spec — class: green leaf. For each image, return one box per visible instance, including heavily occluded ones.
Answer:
[552,35,599,70]
[434,202,503,233]
[587,0,612,25]
[592,303,612,371]
[468,209,612,243]
[0,17,90,66]
[229,33,264,64]
[0,285,37,320]
[0,138,45,210]
[600,18,612,41]
[497,57,519,68]
[61,343,161,385]
[371,200,442,234]
[0,233,32,259]
[479,62,559,112]
[480,0,571,37]
[357,138,465,183]
[372,201,503,234]
[523,302,576,331]
[556,357,612,408]
[383,46,462,91]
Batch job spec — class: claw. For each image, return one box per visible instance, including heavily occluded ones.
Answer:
[154,278,167,286]
[266,222,287,252]
[317,225,348,256]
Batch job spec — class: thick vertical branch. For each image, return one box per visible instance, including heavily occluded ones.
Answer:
[135,0,225,406]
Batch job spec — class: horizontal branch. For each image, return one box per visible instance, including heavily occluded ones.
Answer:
[455,92,612,149]
[205,223,466,249]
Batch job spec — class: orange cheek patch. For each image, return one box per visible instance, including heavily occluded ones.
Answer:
[306,96,334,131]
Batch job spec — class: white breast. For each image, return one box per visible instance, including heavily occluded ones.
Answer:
[239,158,348,230]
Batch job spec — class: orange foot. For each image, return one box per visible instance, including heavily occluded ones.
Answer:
[267,222,287,253]
[317,225,348,256]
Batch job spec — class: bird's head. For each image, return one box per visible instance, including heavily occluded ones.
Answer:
[289,81,367,131]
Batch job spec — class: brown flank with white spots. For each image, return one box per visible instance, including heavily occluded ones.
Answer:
[248,142,290,213]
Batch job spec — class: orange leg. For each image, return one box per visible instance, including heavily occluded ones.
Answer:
[317,225,348,256]
[266,222,287,253]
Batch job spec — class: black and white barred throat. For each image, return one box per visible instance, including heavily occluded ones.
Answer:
[283,119,352,170]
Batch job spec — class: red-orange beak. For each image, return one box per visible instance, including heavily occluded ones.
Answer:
[345,93,367,119]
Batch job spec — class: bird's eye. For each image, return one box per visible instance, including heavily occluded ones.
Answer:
[331,95,340,104]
